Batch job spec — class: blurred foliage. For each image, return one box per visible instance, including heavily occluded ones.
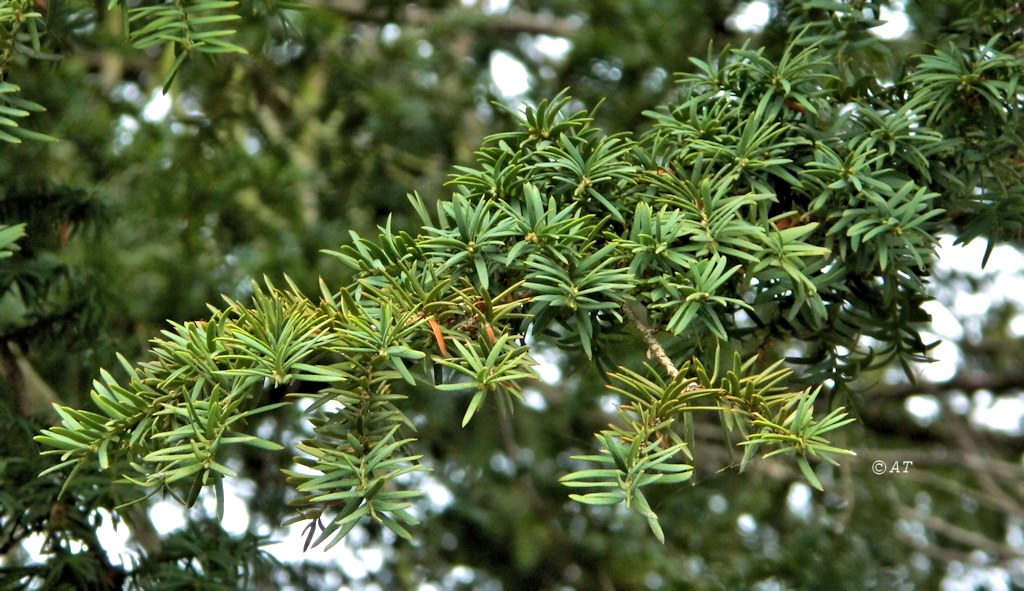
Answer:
[5,0,1024,590]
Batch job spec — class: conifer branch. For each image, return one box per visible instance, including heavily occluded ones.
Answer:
[622,303,678,379]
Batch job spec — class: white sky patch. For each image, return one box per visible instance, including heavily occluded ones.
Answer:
[943,234,988,264]
[381,23,401,44]
[260,519,373,578]
[921,300,964,340]
[113,115,140,151]
[112,81,144,106]
[150,499,187,534]
[708,493,728,514]
[462,0,509,13]
[424,478,454,508]
[937,235,1024,323]
[357,547,384,573]
[490,50,531,97]
[242,130,262,155]
[948,391,971,415]
[261,520,335,562]
[918,337,960,382]
[9,510,131,572]
[943,233,1024,272]
[1010,314,1024,337]
[913,234,1024,383]
[598,394,619,415]
[737,513,757,534]
[942,562,1012,591]
[971,391,1024,436]
[534,350,562,384]
[202,490,250,534]
[522,387,548,410]
[991,255,1024,294]
[786,482,813,521]
[1007,518,1024,551]
[142,90,172,122]
[95,510,133,565]
[872,1,912,40]
[905,394,942,425]
[727,1,771,34]
[533,35,572,61]
[953,290,991,317]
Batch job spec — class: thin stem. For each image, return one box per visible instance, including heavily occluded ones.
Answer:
[622,303,678,379]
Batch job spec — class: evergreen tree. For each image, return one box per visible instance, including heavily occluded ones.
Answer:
[4,1,1024,589]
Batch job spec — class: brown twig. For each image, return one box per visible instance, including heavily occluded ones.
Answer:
[621,303,678,379]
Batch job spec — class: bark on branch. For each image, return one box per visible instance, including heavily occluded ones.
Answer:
[622,303,678,379]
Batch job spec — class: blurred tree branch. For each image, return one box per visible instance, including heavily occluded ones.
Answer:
[899,506,1022,560]
[0,343,57,417]
[870,371,1024,399]
[859,406,1024,454]
[316,0,580,37]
